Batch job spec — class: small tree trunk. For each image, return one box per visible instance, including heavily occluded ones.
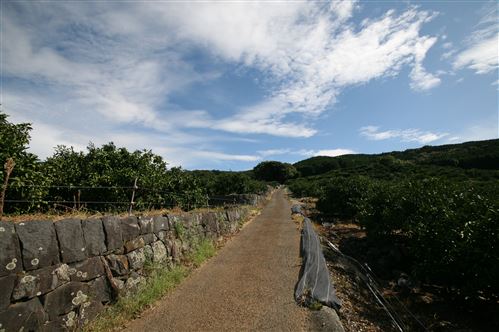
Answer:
[128,177,138,216]
[0,158,16,219]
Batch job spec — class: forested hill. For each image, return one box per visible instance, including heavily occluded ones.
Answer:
[294,139,499,177]
[288,138,499,307]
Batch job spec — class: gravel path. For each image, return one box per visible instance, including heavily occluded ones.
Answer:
[123,189,312,331]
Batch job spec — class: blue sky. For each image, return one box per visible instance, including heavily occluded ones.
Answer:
[2,1,498,170]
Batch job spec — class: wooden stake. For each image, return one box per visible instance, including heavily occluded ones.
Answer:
[128,177,138,216]
[0,158,16,219]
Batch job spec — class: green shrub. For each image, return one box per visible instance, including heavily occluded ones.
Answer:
[316,176,374,219]
[0,112,49,213]
[43,144,208,211]
[288,177,327,197]
[357,180,407,237]
[253,161,299,183]
[356,178,499,296]
[310,173,499,296]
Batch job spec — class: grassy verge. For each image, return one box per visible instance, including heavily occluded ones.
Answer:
[85,239,216,332]
[188,238,216,267]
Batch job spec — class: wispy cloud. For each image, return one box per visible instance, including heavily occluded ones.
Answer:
[453,2,498,75]
[257,149,292,157]
[409,36,441,91]
[179,2,441,135]
[4,2,441,139]
[3,1,446,168]
[360,126,448,144]
[258,148,355,158]
[298,149,356,157]
[454,36,498,74]
[5,94,265,172]
[445,121,498,143]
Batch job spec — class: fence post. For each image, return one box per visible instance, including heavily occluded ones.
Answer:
[128,177,138,216]
[77,189,81,210]
[0,158,16,219]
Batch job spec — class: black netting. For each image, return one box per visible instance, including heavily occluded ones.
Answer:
[295,213,341,309]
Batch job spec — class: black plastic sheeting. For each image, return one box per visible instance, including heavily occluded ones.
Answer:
[293,205,342,309]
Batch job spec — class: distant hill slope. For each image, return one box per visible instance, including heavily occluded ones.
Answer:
[294,139,499,177]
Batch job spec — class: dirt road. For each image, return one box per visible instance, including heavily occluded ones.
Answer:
[124,189,312,331]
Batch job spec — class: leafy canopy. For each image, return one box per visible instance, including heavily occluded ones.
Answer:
[253,161,298,183]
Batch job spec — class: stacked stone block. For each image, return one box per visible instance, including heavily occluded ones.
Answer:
[0,202,258,332]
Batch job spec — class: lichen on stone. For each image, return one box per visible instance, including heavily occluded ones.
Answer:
[53,264,71,283]
[6,258,17,270]
[71,290,88,306]
[65,311,76,327]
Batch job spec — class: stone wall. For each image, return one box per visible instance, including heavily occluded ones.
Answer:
[0,202,260,331]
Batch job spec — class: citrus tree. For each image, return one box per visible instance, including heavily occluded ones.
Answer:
[0,111,48,213]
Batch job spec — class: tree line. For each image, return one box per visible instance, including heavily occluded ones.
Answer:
[0,112,270,215]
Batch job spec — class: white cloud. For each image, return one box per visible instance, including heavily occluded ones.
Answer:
[442,42,453,49]
[454,35,498,74]
[453,2,498,75]
[360,126,449,144]
[11,113,260,167]
[409,36,441,91]
[187,151,260,162]
[22,122,87,160]
[3,1,442,166]
[257,149,292,157]
[146,1,441,136]
[309,149,356,157]
[410,63,442,91]
[2,4,219,132]
[445,122,498,143]
[4,91,261,168]
[257,148,355,158]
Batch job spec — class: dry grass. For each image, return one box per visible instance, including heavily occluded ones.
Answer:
[1,207,184,223]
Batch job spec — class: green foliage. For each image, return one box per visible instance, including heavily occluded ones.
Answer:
[390,139,499,169]
[316,176,375,219]
[312,175,499,296]
[0,112,48,213]
[188,238,216,267]
[1,113,265,214]
[253,161,299,183]
[293,139,499,177]
[0,112,31,161]
[85,265,188,331]
[294,156,341,177]
[43,143,207,211]
[192,170,266,196]
[287,177,327,197]
[288,148,499,199]
[359,178,499,295]
[173,220,185,240]
[290,140,499,297]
